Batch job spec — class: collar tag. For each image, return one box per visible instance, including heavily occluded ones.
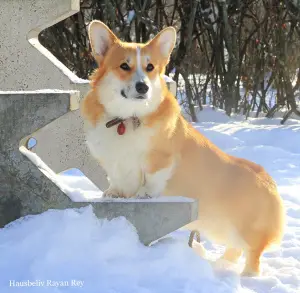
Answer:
[117,122,126,135]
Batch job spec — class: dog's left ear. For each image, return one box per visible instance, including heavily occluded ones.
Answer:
[147,27,176,59]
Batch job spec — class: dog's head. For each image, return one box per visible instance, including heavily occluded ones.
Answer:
[88,21,176,119]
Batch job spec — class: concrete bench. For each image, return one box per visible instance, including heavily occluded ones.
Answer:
[0,91,198,245]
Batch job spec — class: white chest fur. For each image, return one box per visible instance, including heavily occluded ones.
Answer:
[85,118,155,196]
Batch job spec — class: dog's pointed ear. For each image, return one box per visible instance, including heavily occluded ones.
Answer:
[147,27,176,59]
[88,20,118,65]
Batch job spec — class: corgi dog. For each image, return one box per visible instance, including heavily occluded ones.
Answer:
[81,20,285,276]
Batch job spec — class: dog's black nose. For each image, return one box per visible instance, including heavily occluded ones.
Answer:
[135,82,149,94]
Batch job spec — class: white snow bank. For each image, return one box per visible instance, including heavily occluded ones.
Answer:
[195,105,300,125]
[0,207,251,293]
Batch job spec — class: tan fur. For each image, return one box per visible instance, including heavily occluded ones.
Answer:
[144,92,284,275]
[81,89,105,127]
[81,22,285,276]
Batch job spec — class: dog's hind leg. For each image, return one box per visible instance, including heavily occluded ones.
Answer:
[242,247,264,276]
[219,247,243,263]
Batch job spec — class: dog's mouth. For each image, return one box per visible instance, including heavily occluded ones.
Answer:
[121,90,147,100]
[135,95,147,100]
[121,90,127,99]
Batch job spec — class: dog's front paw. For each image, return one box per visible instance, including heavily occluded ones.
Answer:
[136,192,152,199]
[102,187,125,198]
[135,187,157,199]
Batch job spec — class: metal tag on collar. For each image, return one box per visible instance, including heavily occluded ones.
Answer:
[132,116,141,129]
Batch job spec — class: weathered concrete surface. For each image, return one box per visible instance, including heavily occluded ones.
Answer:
[0,92,73,226]
[27,109,109,190]
[0,0,88,95]
[0,92,197,245]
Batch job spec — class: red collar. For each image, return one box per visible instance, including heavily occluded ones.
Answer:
[106,117,140,135]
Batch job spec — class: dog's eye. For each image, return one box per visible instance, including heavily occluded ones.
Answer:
[120,63,131,71]
[146,63,154,72]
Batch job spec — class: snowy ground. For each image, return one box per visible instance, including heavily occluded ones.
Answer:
[1,106,300,292]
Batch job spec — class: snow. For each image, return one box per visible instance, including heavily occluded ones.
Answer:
[1,106,300,292]
[0,207,251,293]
